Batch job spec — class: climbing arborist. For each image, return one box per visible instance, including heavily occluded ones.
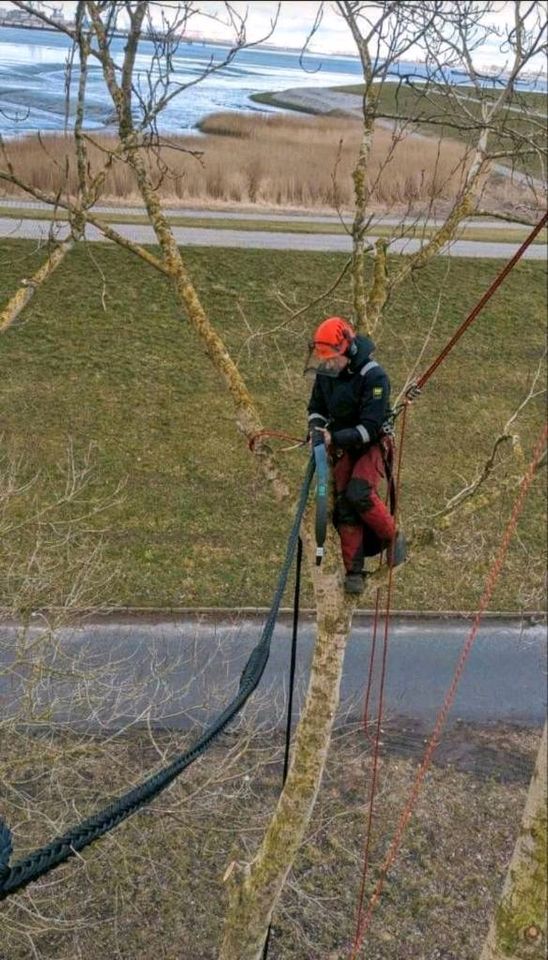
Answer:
[306,316,406,594]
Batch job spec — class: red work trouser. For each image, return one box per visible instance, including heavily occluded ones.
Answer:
[332,443,395,574]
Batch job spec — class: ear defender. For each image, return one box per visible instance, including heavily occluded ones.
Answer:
[347,337,358,357]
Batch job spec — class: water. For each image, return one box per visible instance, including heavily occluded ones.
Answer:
[0,26,364,136]
[0,25,545,138]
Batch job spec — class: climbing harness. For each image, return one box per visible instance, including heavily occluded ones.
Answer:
[0,458,315,901]
[350,211,548,957]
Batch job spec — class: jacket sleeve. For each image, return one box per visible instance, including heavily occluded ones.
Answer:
[307,377,329,430]
[332,368,390,449]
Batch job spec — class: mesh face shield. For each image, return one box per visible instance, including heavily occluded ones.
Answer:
[304,340,350,378]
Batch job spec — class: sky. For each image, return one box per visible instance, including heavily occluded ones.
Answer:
[0,1,546,70]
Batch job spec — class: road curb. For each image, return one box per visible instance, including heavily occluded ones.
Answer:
[2,606,545,626]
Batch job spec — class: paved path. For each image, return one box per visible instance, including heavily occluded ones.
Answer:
[1,215,545,259]
[1,617,545,729]
[452,88,546,120]
[0,197,531,231]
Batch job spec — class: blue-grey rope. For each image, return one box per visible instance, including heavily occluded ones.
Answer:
[0,457,315,901]
[313,441,328,565]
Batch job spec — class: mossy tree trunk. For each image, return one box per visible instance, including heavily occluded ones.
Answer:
[125,144,288,499]
[479,723,547,960]
[0,238,76,332]
[219,523,356,960]
[85,6,288,500]
[350,113,376,332]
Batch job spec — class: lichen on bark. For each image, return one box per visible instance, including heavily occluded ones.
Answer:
[494,805,547,956]
[480,724,547,960]
[0,239,75,332]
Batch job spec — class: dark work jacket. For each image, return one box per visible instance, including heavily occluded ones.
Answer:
[307,335,390,450]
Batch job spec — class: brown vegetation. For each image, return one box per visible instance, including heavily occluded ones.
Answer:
[0,112,480,210]
[0,720,539,959]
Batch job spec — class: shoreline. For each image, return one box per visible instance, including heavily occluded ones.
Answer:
[1,86,544,216]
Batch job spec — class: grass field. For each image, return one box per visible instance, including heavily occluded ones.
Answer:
[330,82,547,179]
[0,239,546,612]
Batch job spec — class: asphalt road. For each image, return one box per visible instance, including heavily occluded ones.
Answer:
[0,197,535,229]
[2,617,545,730]
[1,215,546,259]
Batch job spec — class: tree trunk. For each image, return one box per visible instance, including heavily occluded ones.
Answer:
[350,115,375,332]
[479,722,547,959]
[107,143,289,499]
[0,238,75,332]
[219,526,354,960]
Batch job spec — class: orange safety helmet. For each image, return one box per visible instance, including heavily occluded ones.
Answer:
[306,317,356,376]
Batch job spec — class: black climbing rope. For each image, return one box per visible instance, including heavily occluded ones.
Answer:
[282,535,303,784]
[0,457,315,901]
[262,533,304,960]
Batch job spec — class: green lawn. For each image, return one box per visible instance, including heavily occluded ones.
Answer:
[254,83,547,179]
[332,82,547,179]
[0,239,545,611]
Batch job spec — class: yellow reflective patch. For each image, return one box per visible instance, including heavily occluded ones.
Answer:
[373,386,383,398]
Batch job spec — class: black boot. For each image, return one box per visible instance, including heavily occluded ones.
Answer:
[344,571,366,595]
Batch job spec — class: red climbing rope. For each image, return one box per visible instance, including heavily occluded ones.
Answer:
[248,429,306,451]
[350,214,547,954]
[351,402,411,958]
[362,438,400,744]
[350,422,547,958]
[362,587,382,745]
[414,212,547,392]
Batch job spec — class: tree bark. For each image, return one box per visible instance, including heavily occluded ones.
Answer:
[350,115,375,331]
[0,238,75,332]
[389,126,492,290]
[119,143,289,499]
[219,523,354,960]
[479,722,547,959]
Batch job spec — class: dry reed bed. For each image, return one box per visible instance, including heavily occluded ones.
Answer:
[0,112,479,209]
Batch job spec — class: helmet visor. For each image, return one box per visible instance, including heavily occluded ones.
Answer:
[304,340,349,378]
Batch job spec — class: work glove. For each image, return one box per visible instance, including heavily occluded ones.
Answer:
[311,426,327,447]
